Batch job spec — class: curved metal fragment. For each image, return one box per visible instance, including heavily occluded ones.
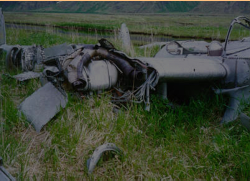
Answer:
[0,157,16,181]
[87,143,122,174]
[13,71,41,81]
[218,85,250,124]
[239,113,250,131]
[224,16,250,56]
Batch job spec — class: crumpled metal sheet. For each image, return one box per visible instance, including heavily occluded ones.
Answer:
[13,71,41,81]
[154,45,186,58]
[19,82,68,132]
[139,42,166,49]
[175,40,209,53]
[0,8,6,46]
[43,43,75,61]
[87,143,122,174]
[43,66,59,76]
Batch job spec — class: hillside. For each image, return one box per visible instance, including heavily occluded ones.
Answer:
[192,1,250,14]
[0,1,249,14]
[46,1,199,13]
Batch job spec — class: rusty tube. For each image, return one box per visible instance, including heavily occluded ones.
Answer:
[73,52,92,90]
[73,45,144,90]
[95,47,143,81]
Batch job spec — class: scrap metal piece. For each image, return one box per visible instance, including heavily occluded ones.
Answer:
[139,42,166,49]
[0,8,6,46]
[223,16,250,56]
[0,157,16,181]
[43,66,60,76]
[21,45,44,71]
[43,43,75,62]
[119,23,131,52]
[140,57,226,82]
[83,60,118,91]
[207,41,223,56]
[19,82,68,132]
[66,45,144,92]
[13,71,41,81]
[87,143,122,174]
[239,113,250,131]
[3,45,44,71]
[99,38,115,50]
[217,86,250,124]
[222,58,250,87]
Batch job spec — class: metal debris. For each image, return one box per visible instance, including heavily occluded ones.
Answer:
[0,11,250,131]
[240,113,250,131]
[13,71,41,81]
[43,43,75,61]
[119,23,131,52]
[139,42,166,49]
[19,82,68,132]
[0,157,16,181]
[87,143,123,174]
[0,8,6,46]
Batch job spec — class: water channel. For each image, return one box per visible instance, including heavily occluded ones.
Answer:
[6,23,182,46]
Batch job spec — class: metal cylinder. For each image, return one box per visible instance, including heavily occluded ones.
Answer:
[96,47,143,81]
[139,57,227,82]
[81,60,118,91]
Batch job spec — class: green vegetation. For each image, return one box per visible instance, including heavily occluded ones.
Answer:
[1,1,249,15]
[1,18,250,180]
[56,22,114,31]
[0,2,200,14]
[4,12,250,41]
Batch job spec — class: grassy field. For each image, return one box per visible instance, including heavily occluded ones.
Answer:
[1,20,250,180]
[4,12,250,41]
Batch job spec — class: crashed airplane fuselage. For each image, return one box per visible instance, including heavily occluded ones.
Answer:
[1,8,250,132]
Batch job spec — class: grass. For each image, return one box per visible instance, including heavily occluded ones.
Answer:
[4,12,250,41]
[1,21,250,180]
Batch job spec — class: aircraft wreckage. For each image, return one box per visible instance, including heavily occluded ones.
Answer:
[1,9,250,133]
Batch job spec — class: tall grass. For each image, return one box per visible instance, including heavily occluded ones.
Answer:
[0,24,250,180]
[4,12,250,41]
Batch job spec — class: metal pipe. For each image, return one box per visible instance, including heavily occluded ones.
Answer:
[224,16,250,56]
[81,60,119,91]
[96,47,140,80]
[82,47,143,81]
[139,57,227,82]
[74,52,91,90]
